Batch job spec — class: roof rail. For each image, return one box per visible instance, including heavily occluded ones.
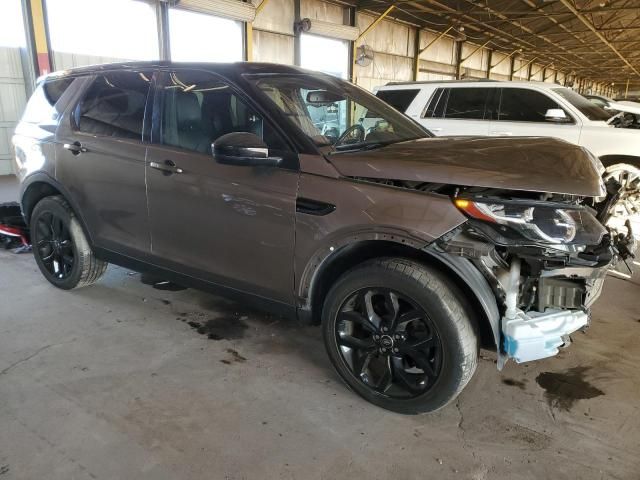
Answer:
[384,79,501,86]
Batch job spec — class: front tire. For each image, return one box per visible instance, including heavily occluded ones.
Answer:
[322,258,478,414]
[30,196,107,290]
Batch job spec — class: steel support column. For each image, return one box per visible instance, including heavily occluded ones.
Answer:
[24,0,52,76]
[157,1,170,61]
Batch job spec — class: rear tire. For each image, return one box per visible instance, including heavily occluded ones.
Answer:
[30,196,107,290]
[322,258,478,414]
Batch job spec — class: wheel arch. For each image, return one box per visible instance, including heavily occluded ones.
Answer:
[599,155,640,170]
[302,239,500,351]
[21,174,94,245]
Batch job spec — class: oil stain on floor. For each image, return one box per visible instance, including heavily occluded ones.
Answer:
[502,378,526,390]
[536,367,604,411]
[183,316,250,340]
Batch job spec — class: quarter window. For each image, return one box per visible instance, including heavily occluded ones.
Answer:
[160,71,285,154]
[422,88,446,118]
[21,77,74,124]
[77,71,152,139]
[375,89,420,113]
[498,88,565,122]
[443,88,490,119]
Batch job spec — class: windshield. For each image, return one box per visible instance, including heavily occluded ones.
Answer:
[248,74,429,151]
[552,88,612,122]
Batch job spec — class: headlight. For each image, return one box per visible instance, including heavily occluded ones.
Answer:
[454,198,606,246]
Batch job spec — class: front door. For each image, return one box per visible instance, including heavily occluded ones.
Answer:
[145,69,299,304]
[55,70,153,257]
[488,87,581,143]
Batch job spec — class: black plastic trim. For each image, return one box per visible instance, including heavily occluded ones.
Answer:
[296,197,336,216]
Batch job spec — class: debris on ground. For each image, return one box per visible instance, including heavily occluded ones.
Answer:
[0,203,30,253]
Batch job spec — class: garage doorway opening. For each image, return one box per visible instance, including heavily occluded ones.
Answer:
[168,9,243,62]
[45,0,158,69]
[300,34,348,80]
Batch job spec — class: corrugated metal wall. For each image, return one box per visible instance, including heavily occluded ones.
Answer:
[354,12,414,91]
[0,47,27,175]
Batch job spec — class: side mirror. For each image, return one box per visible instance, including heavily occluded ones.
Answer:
[213,132,281,167]
[545,108,571,123]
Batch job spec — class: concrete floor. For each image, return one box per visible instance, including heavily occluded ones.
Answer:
[0,250,639,480]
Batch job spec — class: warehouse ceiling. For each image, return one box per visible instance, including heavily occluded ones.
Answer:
[353,0,640,89]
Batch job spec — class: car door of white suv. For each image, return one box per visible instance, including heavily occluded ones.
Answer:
[418,87,491,136]
[489,87,581,143]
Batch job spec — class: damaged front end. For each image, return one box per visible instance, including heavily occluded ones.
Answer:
[435,188,625,369]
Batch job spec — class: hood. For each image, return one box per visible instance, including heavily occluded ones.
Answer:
[609,100,640,115]
[328,136,604,197]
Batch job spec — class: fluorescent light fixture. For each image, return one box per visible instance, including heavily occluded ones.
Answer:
[306,19,360,42]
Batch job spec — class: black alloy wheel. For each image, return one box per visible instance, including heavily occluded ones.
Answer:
[322,258,479,414]
[30,196,107,290]
[335,288,443,399]
[34,211,75,280]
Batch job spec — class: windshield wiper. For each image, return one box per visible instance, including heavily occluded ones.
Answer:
[331,136,423,154]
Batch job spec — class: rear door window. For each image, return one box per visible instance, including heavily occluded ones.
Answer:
[21,77,74,124]
[498,88,565,122]
[76,71,152,140]
[375,89,420,113]
[443,88,490,119]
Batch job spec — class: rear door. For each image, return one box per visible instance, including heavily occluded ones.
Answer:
[145,69,299,304]
[55,70,153,257]
[418,87,491,136]
[489,87,581,143]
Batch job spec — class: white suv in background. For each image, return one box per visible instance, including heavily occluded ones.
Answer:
[374,80,639,235]
[374,81,639,169]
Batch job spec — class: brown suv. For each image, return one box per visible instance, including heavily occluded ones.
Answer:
[12,62,621,413]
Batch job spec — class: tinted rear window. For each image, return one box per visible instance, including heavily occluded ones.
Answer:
[21,77,74,124]
[77,71,152,139]
[444,88,490,119]
[375,89,420,113]
[552,88,612,121]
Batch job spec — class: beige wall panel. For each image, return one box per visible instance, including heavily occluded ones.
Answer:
[53,52,129,70]
[489,72,509,81]
[512,59,528,80]
[355,13,414,57]
[491,52,510,76]
[418,30,455,65]
[461,43,488,71]
[418,59,455,77]
[530,63,543,81]
[252,0,294,34]
[356,52,412,91]
[300,0,343,24]
[0,47,27,175]
[253,30,294,64]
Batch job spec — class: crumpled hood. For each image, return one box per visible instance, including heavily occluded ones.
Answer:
[328,136,604,197]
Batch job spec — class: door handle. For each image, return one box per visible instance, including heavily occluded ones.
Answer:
[63,141,88,155]
[490,131,513,136]
[150,160,184,175]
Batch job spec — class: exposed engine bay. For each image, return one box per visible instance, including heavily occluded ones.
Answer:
[353,176,636,367]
